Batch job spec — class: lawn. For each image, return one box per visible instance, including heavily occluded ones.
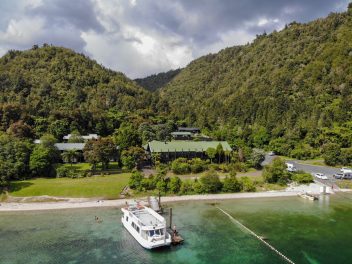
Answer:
[8,173,131,199]
[60,162,120,171]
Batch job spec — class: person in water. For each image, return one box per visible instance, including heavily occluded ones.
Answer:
[173,225,178,237]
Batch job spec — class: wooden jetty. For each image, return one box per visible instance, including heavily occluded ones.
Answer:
[298,192,318,201]
[168,208,184,245]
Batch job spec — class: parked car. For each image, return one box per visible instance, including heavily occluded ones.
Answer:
[341,167,352,174]
[314,173,328,180]
[333,173,344,179]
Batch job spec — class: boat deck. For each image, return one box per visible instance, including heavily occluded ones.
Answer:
[133,209,162,226]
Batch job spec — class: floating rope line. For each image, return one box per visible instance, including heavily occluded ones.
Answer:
[216,207,295,264]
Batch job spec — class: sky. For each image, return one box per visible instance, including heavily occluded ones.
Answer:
[0,0,349,78]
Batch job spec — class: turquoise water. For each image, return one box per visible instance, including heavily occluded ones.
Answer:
[1,195,352,263]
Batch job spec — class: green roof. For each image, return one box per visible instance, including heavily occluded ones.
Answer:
[148,140,232,153]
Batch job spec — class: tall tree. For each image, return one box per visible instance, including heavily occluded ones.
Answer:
[61,149,80,166]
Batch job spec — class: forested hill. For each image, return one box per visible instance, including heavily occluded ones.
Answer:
[158,7,352,134]
[0,45,152,137]
[134,69,181,92]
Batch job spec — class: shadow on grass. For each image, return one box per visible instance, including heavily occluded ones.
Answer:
[9,181,33,192]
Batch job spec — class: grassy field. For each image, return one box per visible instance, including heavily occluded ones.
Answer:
[8,173,131,199]
[60,162,120,171]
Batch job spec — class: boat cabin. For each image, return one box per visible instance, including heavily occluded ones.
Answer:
[121,202,171,249]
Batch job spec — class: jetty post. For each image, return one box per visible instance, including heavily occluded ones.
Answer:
[169,207,172,229]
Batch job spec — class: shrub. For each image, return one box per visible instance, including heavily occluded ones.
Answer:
[141,177,155,191]
[218,164,230,172]
[208,163,219,171]
[200,170,222,193]
[180,180,194,194]
[129,170,144,190]
[232,162,249,172]
[192,179,204,194]
[292,173,313,184]
[263,157,291,185]
[168,177,182,193]
[190,158,207,173]
[121,155,135,170]
[56,166,71,178]
[223,172,242,193]
[171,158,191,174]
[240,177,256,192]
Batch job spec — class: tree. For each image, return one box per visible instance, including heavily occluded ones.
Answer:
[250,149,265,169]
[121,147,147,170]
[61,149,80,166]
[83,140,100,170]
[0,133,32,186]
[83,138,117,170]
[322,143,341,166]
[40,134,57,147]
[263,157,290,185]
[341,148,352,166]
[67,130,84,143]
[7,121,33,139]
[216,143,224,163]
[96,138,117,169]
[252,126,270,148]
[48,119,69,140]
[113,123,141,150]
[206,147,216,163]
[129,170,144,190]
[200,170,222,193]
[30,144,60,177]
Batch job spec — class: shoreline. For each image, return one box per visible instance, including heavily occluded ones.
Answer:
[0,191,301,212]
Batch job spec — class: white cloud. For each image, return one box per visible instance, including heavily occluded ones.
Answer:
[81,23,193,78]
[0,16,45,45]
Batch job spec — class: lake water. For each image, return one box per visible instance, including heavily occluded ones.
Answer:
[1,194,352,264]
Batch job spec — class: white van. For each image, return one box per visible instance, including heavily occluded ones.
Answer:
[286,162,297,172]
[341,167,352,174]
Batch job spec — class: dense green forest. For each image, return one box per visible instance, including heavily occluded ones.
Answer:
[1,6,352,170]
[134,69,181,92]
[159,7,352,132]
[0,45,153,138]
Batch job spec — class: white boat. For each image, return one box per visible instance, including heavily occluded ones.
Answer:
[121,201,172,249]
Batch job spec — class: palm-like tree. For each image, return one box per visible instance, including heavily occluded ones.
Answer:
[61,149,80,166]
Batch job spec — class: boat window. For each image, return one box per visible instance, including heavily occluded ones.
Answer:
[160,229,164,235]
[136,226,140,233]
[149,230,155,237]
[155,229,160,235]
[126,216,128,222]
